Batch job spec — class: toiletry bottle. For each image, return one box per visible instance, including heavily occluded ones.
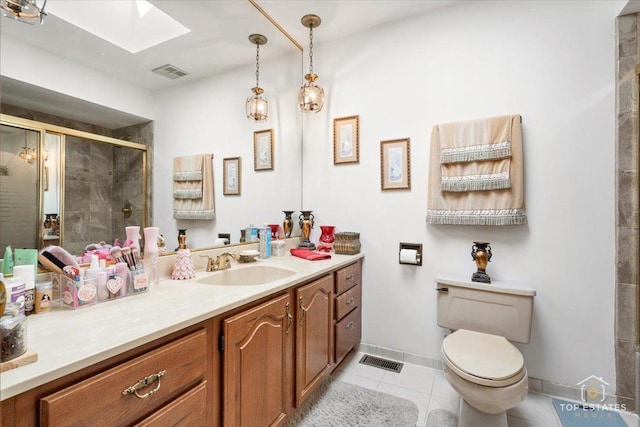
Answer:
[2,246,13,276]
[259,226,272,259]
[143,227,160,285]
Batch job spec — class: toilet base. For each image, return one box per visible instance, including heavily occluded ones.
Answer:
[459,399,507,427]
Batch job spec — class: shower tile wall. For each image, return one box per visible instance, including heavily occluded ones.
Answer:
[616,13,639,413]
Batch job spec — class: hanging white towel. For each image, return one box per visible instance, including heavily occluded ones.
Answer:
[173,154,215,220]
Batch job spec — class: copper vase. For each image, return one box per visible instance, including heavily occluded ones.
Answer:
[471,242,492,283]
[283,211,295,238]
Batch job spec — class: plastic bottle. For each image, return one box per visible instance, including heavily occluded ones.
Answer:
[2,246,13,276]
[259,226,272,259]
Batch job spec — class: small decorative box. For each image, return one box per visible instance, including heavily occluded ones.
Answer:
[333,232,361,255]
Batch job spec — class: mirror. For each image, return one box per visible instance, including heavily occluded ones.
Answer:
[0,115,149,256]
[0,1,303,257]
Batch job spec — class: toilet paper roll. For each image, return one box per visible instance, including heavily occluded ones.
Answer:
[399,249,419,264]
[213,238,229,246]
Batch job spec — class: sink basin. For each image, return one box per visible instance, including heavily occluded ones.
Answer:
[196,265,297,286]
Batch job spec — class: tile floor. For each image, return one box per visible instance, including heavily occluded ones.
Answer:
[332,351,640,427]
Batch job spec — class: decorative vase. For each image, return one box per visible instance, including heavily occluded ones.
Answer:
[143,227,160,285]
[471,242,492,283]
[283,211,295,238]
[298,210,316,250]
[269,224,280,240]
[125,226,141,252]
[318,225,335,252]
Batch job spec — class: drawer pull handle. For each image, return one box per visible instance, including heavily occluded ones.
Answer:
[346,274,356,282]
[285,302,293,334]
[122,370,166,399]
[346,297,355,306]
[346,321,354,330]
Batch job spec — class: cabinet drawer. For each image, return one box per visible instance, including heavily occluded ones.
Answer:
[40,329,207,427]
[335,261,361,295]
[335,305,361,364]
[335,283,361,321]
[134,381,207,427]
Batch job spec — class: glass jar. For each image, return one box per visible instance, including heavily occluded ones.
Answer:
[1,303,27,362]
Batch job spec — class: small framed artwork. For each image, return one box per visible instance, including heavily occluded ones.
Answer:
[380,138,411,191]
[333,115,359,164]
[223,157,241,195]
[253,129,274,171]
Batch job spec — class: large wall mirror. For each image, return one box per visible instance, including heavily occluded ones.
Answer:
[0,1,303,258]
[0,115,148,256]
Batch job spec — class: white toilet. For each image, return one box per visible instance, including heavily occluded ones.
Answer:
[435,274,536,427]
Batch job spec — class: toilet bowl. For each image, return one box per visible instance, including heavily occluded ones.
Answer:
[435,274,536,427]
[442,329,529,427]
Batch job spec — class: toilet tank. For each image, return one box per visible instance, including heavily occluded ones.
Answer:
[436,274,536,343]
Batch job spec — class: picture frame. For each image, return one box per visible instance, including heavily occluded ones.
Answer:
[223,157,241,195]
[253,129,274,171]
[333,115,359,164]
[380,138,411,191]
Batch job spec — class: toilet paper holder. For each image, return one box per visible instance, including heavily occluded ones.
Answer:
[399,242,422,266]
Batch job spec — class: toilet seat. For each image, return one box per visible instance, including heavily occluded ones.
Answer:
[442,329,525,387]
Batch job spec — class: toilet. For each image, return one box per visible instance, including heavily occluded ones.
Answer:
[435,274,536,427]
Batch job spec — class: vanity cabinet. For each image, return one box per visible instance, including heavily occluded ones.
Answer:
[334,260,362,366]
[40,329,209,426]
[222,293,294,427]
[221,274,334,427]
[295,275,333,406]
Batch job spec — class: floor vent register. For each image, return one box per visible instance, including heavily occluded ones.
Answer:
[359,354,404,373]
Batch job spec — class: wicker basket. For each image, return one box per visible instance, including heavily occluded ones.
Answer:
[333,232,361,255]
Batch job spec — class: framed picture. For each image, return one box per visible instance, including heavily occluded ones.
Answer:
[223,157,241,195]
[253,129,274,171]
[333,115,359,164]
[380,138,411,191]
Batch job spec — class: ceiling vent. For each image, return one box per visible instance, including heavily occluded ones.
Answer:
[152,64,190,80]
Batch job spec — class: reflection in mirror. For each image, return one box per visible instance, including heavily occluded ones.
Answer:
[0,115,148,256]
[0,124,40,250]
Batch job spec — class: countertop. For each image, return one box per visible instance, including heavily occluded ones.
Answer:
[0,252,364,400]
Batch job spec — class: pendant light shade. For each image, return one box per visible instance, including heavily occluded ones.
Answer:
[18,129,36,163]
[246,33,268,122]
[298,14,325,113]
[1,0,47,24]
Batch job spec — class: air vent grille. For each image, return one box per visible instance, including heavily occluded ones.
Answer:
[359,354,404,373]
[152,64,190,80]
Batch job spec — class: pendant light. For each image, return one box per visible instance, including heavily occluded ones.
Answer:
[246,33,268,122]
[298,14,325,113]
[18,129,37,163]
[1,0,47,25]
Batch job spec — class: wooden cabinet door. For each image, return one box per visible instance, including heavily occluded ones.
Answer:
[223,293,293,427]
[295,275,333,406]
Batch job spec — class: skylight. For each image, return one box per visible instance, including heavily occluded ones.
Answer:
[46,0,190,53]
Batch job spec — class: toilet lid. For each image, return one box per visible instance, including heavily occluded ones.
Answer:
[442,329,524,387]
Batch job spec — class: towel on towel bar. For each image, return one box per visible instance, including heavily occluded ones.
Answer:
[427,114,527,226]
[173,154,215,220]
[438,114,514,192]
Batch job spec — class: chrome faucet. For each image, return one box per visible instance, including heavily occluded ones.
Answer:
[213,252,239,271]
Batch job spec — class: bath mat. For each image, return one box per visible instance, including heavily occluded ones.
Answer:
[552,398,628,426]
[426,409,457,427]
[285,377,419,426]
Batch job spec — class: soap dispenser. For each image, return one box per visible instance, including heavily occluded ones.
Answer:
[171,234,195,280]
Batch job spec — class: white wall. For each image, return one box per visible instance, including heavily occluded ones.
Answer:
[0,35,155,121]
[153,52,303,249]
[302,1,617,389]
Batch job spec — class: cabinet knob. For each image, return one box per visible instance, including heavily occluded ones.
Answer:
[346,297,355,306]
[346,321,354,330]
[122,370,166,399]
[346,274,356,282]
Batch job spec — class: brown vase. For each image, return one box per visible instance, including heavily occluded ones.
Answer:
[283,211,295,238]
[471,242,492,283]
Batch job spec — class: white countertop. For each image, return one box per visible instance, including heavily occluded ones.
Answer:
[0,252,364,400]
